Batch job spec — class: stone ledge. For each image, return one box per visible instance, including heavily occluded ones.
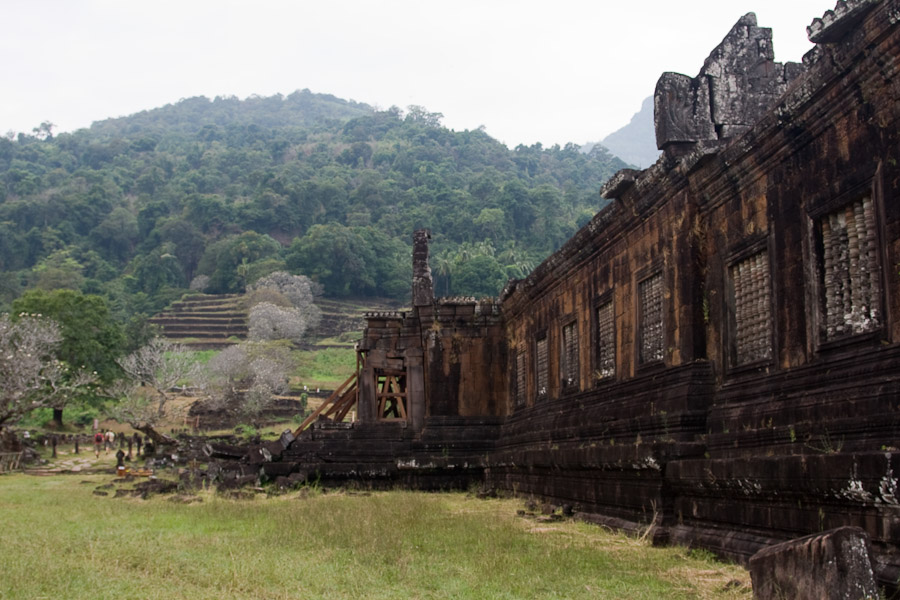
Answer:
[807,0,882,43]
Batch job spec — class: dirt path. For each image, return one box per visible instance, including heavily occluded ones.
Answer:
[26,449,121,475]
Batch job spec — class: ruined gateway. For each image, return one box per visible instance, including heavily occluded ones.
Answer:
[269,0,900,588]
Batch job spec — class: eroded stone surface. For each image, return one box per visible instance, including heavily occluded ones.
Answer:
[749,527,879,600]
[654,13,804,155]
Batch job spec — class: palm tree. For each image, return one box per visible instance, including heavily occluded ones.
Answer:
[432,251,455,296]
[499,240,535,279]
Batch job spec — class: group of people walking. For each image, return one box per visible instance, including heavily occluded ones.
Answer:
[92,430,142,458]
[92,429,116,457]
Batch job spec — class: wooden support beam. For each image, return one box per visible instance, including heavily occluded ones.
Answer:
[322,383,358,421]
[293,372,357,436]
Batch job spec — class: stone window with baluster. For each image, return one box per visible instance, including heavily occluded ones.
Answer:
[817,196,881,342]
[729,250,774,366]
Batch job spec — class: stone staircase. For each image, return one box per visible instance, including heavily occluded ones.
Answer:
[149,294,248,349]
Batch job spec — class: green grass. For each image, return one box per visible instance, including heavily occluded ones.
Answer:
[187,349,220,365]
[293,347,357,389]
[0,475,750,599]
[316,331,363,347]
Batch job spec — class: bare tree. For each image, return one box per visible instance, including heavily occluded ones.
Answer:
[0,314,62,426]
[202,341,292,424]
[108,338,197,444]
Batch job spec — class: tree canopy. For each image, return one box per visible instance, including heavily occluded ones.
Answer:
[1,90,627,312]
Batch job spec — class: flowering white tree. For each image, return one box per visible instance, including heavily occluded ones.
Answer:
[0,314,62,426]
[249,271,321,309]
[246,272,321,342]
[248,302,309,343]
[108,338,197,444]
[189,274,210,292]
[40,359,99,419]
[202,341,292,424]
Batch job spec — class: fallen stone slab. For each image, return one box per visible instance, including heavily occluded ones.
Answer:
[217,473,258,490]
[203,442,246,460]
[749,526,879,600]
[261,462,295,479]
[132,479,179,499]
[168,494,203,504]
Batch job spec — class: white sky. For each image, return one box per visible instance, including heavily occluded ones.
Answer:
[1,0,831,148]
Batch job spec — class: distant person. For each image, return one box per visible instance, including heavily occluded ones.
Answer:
[105,430,116,454]
[93,431,104,457]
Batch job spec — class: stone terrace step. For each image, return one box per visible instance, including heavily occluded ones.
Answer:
[151,294,249,348]
[163,306,246,314]
[154,325,248,335]
[149,317,248,326]
[159,330,244,339]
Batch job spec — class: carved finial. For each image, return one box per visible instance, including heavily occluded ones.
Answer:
[654,13,805,158]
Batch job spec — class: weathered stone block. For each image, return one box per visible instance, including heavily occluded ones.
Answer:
[412,229,434,307]
[749,527,879,600]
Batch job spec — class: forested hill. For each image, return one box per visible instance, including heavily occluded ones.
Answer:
[87,90,373,138]
[0,90,627,320]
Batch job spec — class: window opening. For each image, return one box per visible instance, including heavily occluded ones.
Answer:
[639,273,664,364]
[515,351,527,407]
[596,301,615,379]
[535,336,549,401]
[375,369,407,420]
[730,250,773,365]
[561,321,579,390]
[819,197,881,341]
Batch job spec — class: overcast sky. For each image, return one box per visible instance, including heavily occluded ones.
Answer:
[2,0,831,148]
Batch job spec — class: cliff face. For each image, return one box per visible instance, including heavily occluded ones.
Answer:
[599,96,660,169]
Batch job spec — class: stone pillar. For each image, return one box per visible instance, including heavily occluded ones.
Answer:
[357,350,383,424]
[406,348,425,432]
[412,229,433,307]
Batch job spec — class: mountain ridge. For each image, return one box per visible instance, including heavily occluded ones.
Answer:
[0,90,628,318]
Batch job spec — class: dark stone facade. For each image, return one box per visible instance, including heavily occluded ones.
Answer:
[280,0,900,590]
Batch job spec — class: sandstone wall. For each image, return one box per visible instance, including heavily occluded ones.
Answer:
[285,0,900,591]
[494,0,900,587]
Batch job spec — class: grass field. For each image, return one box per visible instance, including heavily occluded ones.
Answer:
[0,474,751,600]
[292,346,357,390]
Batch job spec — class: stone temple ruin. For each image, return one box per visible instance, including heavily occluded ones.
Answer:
[246,0,900,590]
